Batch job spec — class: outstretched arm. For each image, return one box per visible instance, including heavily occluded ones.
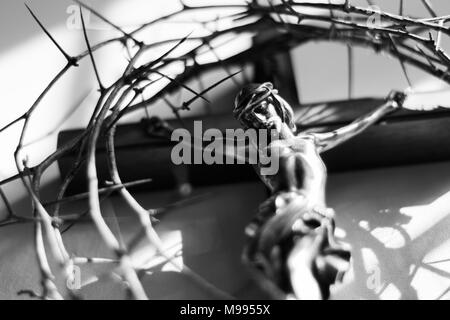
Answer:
[313,91,406,153]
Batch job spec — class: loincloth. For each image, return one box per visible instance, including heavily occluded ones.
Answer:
[243,190,351,299]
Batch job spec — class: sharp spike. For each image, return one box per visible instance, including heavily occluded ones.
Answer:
[268,0,288,29]
[416,45,436,70]
[435,20,444,50]
[80,7,105,93]
[79,7,105,92]
[74,0,143,46]
[420,0,437,17]
[182,70,241,110]
[347,44,354,99]
[151,70,210,104]
[203,40,241,88]
[389,35,413,88]
[147,31,193,69]
[25,3,73,62]
[43,178,153,207]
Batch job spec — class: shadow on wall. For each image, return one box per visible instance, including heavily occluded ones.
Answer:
[1,163,450,299]
[330,161,450,300]
[46,182,268,300]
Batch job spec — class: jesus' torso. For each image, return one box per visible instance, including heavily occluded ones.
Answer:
[257,133,327,209]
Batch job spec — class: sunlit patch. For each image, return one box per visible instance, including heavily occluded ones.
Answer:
[370,227,406,249]
[404,78,450,110]
[129,230,184,272]
[358,220,370,231]
[379,283,401,300]
[422,238,450,269]
[334,227,347,239]
[411,264,450,300]
[74,229,184,291]
[367,191,450,250]
[399,191,450,242]
[361,247,379,272]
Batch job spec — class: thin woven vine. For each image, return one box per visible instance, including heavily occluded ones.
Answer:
[0,0,449,299]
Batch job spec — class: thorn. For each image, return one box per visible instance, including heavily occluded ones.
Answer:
[151,70,210,104]
[202,39,241,88]
[43,179,153,207]
[343,0,350,13]
[25,3,74,63]
[147,31,193,69]
[420,0,437,18]
[179,0,189,9]
[79,7,105,92]
[74,0,143,46]
[328,0,336,37]
[388,35,413,88]
[416,45,437,70]
[435,20,444,50]
[22,155,30,168]
[399,0,404,16]
[268,0,288,29]
[181,70,242,110]
[230,10,253,22]
[347,45,354,99]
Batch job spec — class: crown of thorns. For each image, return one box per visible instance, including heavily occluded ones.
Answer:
[233,82,295,129]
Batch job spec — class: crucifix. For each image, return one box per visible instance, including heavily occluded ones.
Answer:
[233,82,406,299]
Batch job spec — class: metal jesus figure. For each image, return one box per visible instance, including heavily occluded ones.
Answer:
[233,82,406,300]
